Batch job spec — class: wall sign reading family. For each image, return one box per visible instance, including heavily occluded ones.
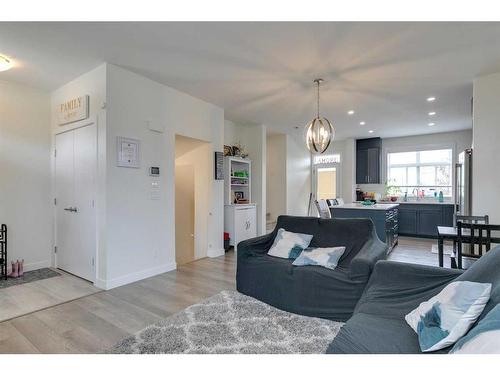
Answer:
[57,95,89,125]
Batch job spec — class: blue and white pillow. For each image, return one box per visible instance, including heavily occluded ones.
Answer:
[405,281,492,352]
[292,247,346,270]
[450,304,500,354]
[267,228,313,259]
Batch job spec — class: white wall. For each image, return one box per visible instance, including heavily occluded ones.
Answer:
[285,132,311,216]
[175,141,212,260]
[266,133,287,223]
[224,120,267,235]
[105,64,224,288]
[0,80,51,271]
[473,72,500,223]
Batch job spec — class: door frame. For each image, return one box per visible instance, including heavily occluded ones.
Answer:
[53,116,98,283]
[311,161,342,201]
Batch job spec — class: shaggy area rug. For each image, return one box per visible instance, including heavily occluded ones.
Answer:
[108,290,344,354]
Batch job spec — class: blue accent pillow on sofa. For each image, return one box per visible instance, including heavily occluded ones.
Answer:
[267,228,313,259]
[292,247,346,270]
[405,281,491,352]
[450,304,500,354]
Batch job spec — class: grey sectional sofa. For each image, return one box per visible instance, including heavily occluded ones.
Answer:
[236,215,388,322]
[327,244,500,353]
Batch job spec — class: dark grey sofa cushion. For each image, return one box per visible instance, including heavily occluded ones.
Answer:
[327,245,500,354]
[237,215,387,322]
[326,261,463,353]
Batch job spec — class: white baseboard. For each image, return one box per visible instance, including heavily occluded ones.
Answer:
[207,248,225,258]
[97,262,177,290]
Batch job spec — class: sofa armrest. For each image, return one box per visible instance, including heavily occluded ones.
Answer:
[355,260,464,316]
[348,238,388,280]
[237,232,275,259]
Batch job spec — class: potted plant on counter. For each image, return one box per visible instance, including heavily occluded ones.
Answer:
[384,179,401,202]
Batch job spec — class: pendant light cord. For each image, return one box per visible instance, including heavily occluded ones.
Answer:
[316,80,320,119]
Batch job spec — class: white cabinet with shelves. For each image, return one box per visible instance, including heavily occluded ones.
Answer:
[223,156,256,250]
[224,157,252,205]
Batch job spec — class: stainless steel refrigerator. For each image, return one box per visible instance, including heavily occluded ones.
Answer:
[455,149,473,217]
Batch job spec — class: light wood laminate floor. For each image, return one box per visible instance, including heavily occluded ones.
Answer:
[0,237,445,353]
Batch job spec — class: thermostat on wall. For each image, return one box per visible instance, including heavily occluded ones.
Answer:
[149,167,160,176]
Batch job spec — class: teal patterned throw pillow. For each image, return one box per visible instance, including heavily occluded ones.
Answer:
[267,228,313,259]
[292,247,346,270]
[405,281,491,352]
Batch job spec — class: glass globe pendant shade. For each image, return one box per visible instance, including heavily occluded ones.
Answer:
[305,116,335,154]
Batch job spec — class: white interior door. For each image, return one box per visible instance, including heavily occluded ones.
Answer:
[55,124,96,281]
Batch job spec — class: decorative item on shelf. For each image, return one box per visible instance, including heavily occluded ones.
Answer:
[235,142,249,158]
[232,170,248,178]
[223,145,233,156]
[234,191,244,202]
[232,145,241,157]
[304,78,335,154]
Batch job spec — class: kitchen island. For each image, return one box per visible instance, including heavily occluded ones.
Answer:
[330,203,399,252]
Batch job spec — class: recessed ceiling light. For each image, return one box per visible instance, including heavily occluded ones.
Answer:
[427,96,436,102]
[359,121,366,125]
[0,54,13,72]
[347,110,355,115]
[368,130,374,133]
[428,111,436,116]
[428,122,435,127]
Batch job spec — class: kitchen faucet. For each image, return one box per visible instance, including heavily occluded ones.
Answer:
[412,188,421,200]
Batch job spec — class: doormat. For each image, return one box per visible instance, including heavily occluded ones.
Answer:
[0,268,61,289]
[430,243,454,255]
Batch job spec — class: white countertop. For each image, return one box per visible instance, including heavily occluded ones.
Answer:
[394,201,455,205]
[331,203,399,210]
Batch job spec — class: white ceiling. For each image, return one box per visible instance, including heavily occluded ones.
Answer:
[2,22,500,139]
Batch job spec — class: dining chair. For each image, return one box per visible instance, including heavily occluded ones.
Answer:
[315,199,332,219]
[455,221,500,269]
[451,215,489,268]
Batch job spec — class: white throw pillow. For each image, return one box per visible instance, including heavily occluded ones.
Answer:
[405,281,491,352]
[292,247,346,270]
[267,228,313,259]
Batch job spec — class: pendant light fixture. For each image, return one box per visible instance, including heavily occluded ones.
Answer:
[305,78,335,154]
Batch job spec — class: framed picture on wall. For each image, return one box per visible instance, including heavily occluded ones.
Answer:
[215,151,224,180]
[117,136,141,168]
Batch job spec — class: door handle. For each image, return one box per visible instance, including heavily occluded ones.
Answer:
[64,207,77,212]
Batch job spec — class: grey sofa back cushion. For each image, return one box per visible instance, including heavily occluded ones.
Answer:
[274,216,377,268]
[456,245,500,319]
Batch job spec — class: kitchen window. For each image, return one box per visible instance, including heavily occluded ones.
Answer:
[387,149,452,198]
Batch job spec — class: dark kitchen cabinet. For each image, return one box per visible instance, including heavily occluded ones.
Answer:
[399,208,417,234]
[418,209,443,237]
[398,203,455,238]
[356,138,381,184]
